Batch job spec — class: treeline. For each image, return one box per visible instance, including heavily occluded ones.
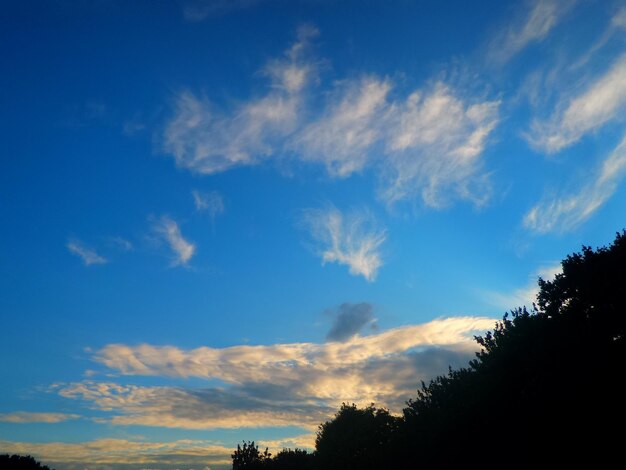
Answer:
[233,231,626,469]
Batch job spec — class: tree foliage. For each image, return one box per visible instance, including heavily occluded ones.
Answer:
[231,441,271,470]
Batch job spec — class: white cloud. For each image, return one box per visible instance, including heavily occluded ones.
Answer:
[0,412,80,424]
[301,206,385,281]
[488,0,576,64]
[192,189,225,219]
[382,84,500,207]
[294,77,391,177]
[63,316,497,430]
[527,53,626,153]
[524,133,626,233]
[0,438,232,470]
[161,30,500,209]
[163,27,317,174]
[153,216,196,266]
[67,239,107,266]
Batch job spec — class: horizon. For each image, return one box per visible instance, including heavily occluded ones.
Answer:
[1,1,626,469]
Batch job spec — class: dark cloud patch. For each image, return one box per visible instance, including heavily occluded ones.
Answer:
[326,302,377,342]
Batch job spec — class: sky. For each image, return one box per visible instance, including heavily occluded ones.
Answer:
[1,0,626,468]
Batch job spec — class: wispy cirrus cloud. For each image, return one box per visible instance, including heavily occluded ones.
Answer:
[300,206,386,281]
[524,133,626,233]
[294,77,391,177]
[488,0,576,64]
[163,25,318,175]
[382,83,499,207]
[162,29,500,209]
[527,53,626,153]
[0,412,80,424]
[153,216,195,266]
[67,239,107,266]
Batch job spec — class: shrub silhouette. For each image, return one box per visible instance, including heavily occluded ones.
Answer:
[233,231,626,469]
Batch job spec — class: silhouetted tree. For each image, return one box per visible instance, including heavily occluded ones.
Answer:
[315,403,400,470]
[0,455,52,470]
[398,231,626,467]
[231,441,271,470]
[268,448,314,470]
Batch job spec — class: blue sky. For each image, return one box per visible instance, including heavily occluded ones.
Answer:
[1,0,626,468]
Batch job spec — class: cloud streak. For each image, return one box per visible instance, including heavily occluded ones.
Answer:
[67,240,107,266]
[0,412,80,424]
[0,438,233,470]
[488,0,575,64]
[153,216,196,266]
[524,133,626,233]
[301,206,386,281]
[527,53,626,153]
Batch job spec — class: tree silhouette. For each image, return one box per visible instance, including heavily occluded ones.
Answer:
[268,448,314,470]
[315,403,400,470]
[231,441,271,470]
[399,231,626,467]
[0,455,52,470]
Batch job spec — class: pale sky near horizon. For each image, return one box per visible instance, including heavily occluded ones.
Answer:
[1,1,626,468]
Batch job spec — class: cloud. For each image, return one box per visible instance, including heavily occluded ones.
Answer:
[301,206,385,281]
[524,133,626,233]
[161,30,500,209]
[485,263,561,309]
[488,0,576,64]
[294,77,391,177]
[382,83,499,207]
[527,53,626,153]
[192,189,225,219]
[67,239,107,266]
[153,216,196,266]
[0,438,233,470]
[163,26,318,174]
[52,316,498,432]
[326,302,377,342]
[0,412,80,424]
